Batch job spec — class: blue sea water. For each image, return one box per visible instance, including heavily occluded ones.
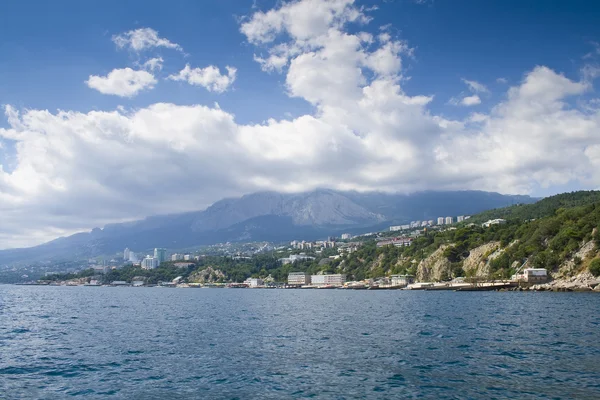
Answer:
[1,286,600,399]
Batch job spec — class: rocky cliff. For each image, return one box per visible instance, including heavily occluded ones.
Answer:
[417,245,452,282]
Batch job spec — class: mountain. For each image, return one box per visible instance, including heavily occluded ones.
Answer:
[0,189,535,265]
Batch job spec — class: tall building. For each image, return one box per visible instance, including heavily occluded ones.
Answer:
[445,216,453,225]
[154,248,167,264]
[123,248,131,260]
[341,233,352,240]
[457,215,465,222]
[141,256,159,270]
[437,217,445,225]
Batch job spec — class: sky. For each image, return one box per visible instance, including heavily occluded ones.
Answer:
[1,0,600,249]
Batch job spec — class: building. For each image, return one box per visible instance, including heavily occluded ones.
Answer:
[391,275,415,287]
[437,217,445,225]
[341,233,352,240]
[243,278,264,288]
[288,272,310,286]
[171,253,184,261]
[123,247,131,260]
[482,219,507,228]
[457,216,465,223]
[310,274,346,287]
[154,248,167,264]
[445,216,454,225]
[183,254,191,261]
[513,268,548,283]
[141,256,159,270]
[376,237,412,248]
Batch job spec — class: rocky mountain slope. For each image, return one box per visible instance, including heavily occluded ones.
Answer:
[336,191,600,286]
[0,189,534,266]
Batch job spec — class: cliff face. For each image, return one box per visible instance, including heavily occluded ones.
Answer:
[417,245,452,282]
[188,267,225,283]
[555,240,595,278]
[462,241,503,277]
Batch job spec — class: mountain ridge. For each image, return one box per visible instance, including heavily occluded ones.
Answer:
[0,189,536,266]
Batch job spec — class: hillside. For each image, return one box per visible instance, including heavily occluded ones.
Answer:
[333,191,600,282]
[0,189,532,266]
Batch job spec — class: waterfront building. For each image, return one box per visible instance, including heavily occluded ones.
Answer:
[288,272,310,286]
[513,268,548,283]
[243,278,264,288]
[445,216,453,225]
[310,274,346,287]
[391,275,415,287]
[437,217,445,225]
[154,248,167,264]
[141,256,159,270]
[457,215,465,223]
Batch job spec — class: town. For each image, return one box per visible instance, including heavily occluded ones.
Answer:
[21,214,555,291]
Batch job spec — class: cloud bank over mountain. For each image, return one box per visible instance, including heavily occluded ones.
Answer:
[1,0,600,249]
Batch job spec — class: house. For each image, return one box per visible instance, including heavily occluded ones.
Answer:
[244,278,264,288]
[482,219,507,228]
[513,268,548,283]
[391,275,415,287]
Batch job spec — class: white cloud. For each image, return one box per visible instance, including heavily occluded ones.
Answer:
[142,57,164,71]
[112,28,182,52]
[461,94,481,106]
[2,0,600,249]
[462,78,489,93]
[86,68,157,97]
[496,77,508,84]
[168,64,237,93]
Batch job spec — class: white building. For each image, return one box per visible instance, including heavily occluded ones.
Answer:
[341,233,352,240]
[310,274,346,287]
[437,217,445,225]
[391,275,415,287]
[244,278,264,288]
[513,268,548,283]
[445,216,453,225]
[123,248,131,260]
[482,219,507,228]
[457,216,465,222]
[183,254,191,261]
[288,272,311,286]
[171,253,184,261]
[141,256,159,270]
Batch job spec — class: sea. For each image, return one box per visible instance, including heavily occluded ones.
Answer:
[1,286,599,399]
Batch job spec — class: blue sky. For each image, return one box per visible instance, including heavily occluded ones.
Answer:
[2,0,599,123]
[1,0,600,248]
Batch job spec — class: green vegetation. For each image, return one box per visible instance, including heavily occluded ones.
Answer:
[589,259,600,277]
[43,191,600,284]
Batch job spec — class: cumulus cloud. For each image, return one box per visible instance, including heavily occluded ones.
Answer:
[460,94,481,106]
[86,68,157,97]
[2,0,600,249]
[112,28,182,52]
[168,64,237,93]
